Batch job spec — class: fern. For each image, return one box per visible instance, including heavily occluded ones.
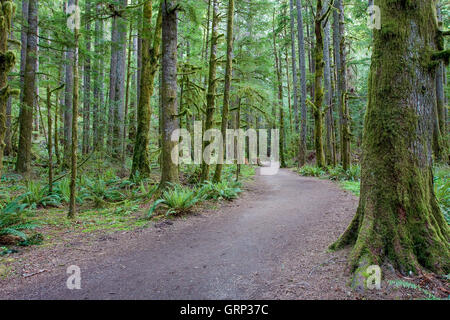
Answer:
[298,165,325,177]
[147,184,201,217]
[198,180,242,201]
[0,198,37,241]
[388,280,443,300]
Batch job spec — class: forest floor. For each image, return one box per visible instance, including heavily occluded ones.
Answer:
[0,168,448,300]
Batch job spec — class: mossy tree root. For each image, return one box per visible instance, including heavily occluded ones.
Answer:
[331,170,450,275]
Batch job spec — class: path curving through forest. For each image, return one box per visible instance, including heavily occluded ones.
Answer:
[3,169,362,300]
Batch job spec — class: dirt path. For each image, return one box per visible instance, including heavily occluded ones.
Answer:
[1,169,370,299]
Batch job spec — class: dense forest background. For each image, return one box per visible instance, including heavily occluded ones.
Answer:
[0,0,448,278]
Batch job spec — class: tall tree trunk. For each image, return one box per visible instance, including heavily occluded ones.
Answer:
[159,0,179,189]
[69,0,80,218]
[434,3,446,161]
[128,35,138,145]
[19,0,27,107]
[284,33,293,135]
[63,0,74,169]
[289,0,299,134]
[213,0,234,183]
[0,0,16,178]
[82,0,91,155]
[54,61,63,165]
[296,0,308,167]
[93,9,104,152]
[123,20,133,162]
[46,86,53,192]
[311,0,328,168]
[108,17,118,153]
[16,0,37,176]
[334,0,350,170]
[323,1,334,166]
[4,20,14,157]
[273,11,286,169]
[201,0,220,182]
[331,0,449,275]
[112,0,128,159]
[131,0,162,179]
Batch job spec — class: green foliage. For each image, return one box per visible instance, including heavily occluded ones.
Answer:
[434,166,450,224]
[345,165,361,182]
[298,165,361,182]
[198,180,242,201]
[0,198,37,241]
[22,181,60,208]
[297,165,326,177]
[148,184,202,217]
[387,279,444,300]
[18,233,44,246]
[340,181,360,196]
[326,166,347,181]
[53,178,72,203]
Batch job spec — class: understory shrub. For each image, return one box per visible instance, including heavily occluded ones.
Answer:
[148,184,202,217]
[0,198,37,241]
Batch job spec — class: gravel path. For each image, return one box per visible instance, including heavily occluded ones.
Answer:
[2,169,363,300]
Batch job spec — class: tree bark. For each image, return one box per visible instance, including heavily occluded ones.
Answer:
[201,0,220,182]
[63,0,75,169]
[289,0,299,134]
[272,13,286,169]
[0,0,16,178]
[16,0,37,176]
[323,1,334,166]
[213,0,234,183]
[82,0,91,155]
[311,0,327,168]
[331,0,449,275]
[111,0,127,159]
[333,0,350,170]
[93,8,104,152]
[69,0,80,218]
[296,0,308,167]
[131,0,162,179]
[159,0,179,189]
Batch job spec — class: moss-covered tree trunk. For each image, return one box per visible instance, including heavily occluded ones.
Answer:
[434,3,446,162]
[92,9,104,152]
[159,0,179,190]
[0,0,15,179]
[130,0,162,180]
[213,0,234,183]
[333,0,350,170]
[63,0,74,169]
[323,0,334,166]
[339,0,350,171]
[331,0,450,275]
[82,0,91,156]
[69,5,79,219]
[296,0,307,167]
[16,0,37,177]
[201,0,219,182]
[311,0,328,168]
[289,0,299,135]
[46,86,53,192]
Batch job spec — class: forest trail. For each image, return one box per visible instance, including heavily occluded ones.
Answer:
[2,169,360,300]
